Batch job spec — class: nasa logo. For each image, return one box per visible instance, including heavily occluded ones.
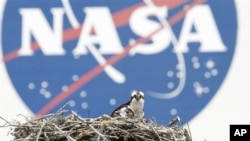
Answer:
[1,0,237,123]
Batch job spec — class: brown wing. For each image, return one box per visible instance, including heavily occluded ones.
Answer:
[110,101,130,117]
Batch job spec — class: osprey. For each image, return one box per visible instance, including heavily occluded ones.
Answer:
[111,90,145,119]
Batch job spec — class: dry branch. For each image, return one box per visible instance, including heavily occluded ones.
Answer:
[1,108,192,141]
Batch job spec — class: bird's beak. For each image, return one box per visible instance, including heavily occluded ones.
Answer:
[135,95,141,101]
[135,96,139,101]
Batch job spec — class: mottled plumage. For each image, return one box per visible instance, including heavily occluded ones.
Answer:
[111,90,144,119]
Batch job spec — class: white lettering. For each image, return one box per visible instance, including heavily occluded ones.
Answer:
[18,5,227,57]
[129,6,171,55]
[19,8,65,56]
[73,7,123,55]
[234,129,247,136]
[175,5,227,53]
[234,129,240,136]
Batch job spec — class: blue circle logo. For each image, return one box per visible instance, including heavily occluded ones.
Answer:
[1,0,237,123]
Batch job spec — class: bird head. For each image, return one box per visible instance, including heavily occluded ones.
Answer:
[131,90,144,102]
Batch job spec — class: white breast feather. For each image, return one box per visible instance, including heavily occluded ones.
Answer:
[129,98,144,118]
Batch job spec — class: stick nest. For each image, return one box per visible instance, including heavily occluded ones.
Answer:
[1,109,192,141]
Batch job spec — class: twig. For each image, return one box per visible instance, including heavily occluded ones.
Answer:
[187,122,193,141]
[89,124,107,141]
[0,117,11,127]
[36,121,46,141]
[151,126,162,141]
[66,135,76,141]
[17,114,30,122]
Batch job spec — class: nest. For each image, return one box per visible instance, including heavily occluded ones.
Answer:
[1,107,192,141]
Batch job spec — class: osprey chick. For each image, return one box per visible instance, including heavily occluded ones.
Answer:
[111,90,145,119]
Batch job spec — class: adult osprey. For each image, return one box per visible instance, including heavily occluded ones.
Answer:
[111,90,145,119]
